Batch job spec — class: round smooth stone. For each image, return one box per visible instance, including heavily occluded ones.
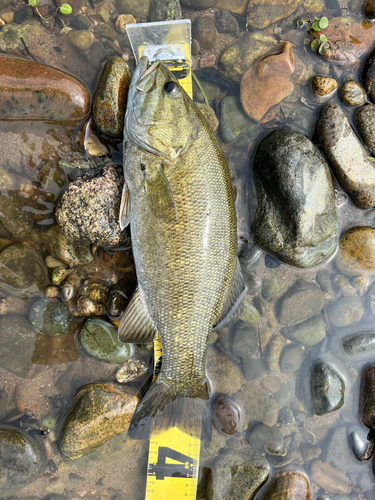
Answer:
[335,227,375,276]
[340,80,366,107]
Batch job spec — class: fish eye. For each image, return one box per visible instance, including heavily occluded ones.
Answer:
[164,81,179,95]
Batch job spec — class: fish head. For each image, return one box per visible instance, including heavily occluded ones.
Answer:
[125,56,198,161]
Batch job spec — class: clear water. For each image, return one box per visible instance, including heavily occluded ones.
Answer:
[1,1,375,499]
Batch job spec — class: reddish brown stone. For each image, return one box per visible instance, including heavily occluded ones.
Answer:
[240,42,294,123]
[263,471,313,500]
[0,56,90,123]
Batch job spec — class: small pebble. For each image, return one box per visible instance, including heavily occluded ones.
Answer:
[341,80,366,107]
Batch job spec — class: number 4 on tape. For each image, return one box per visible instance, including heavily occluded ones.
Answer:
[146,426,201,500]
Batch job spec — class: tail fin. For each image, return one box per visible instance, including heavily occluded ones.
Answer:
[129,378,211,440]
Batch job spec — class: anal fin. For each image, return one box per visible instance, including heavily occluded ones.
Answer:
[118,287,157,343]
[214,258,246,328]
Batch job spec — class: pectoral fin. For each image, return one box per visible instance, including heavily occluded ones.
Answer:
[119,182,131,230]
[214,258,246,328]
[145,165,177,223]
[118,287,157,343]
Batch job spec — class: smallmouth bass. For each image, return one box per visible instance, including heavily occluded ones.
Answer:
[118,57,244,439]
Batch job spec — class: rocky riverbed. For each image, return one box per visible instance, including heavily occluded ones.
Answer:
[1,0,375,499]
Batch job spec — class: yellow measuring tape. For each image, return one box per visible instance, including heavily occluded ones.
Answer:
[146,333,201,500]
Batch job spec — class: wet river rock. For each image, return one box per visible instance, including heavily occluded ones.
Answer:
[0,244,49,298]
[79,318,133,363]
[212,394,241,436]
[240,42,294,123]
[310,359,345,415]
[56,163,129,249]
[327,296,364,327]
[262,470,313,500]
[359,364,375,429]
[340,80,366,107]
[29,296,70,337]
[356,104,375,155]
[92,57,132,138]
[335,227,375,276]
[0,56,90,123]
[310,460,351,494]
[365,0,375,18]
[316,102,375,209]
[246,0,302,30]
[363,47,375,103]
[212,448,269,500]
[252,129,338,267]
[277,279,325,326]
[42,225,93,266]
[0,425,47,498]
[311,75,338,102]
[60,383,139,460]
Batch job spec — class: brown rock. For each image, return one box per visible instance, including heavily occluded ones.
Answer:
[60,383,138,459]
[206,346,244,395]
[246,0,302,30]
[359,364,375,429]
[311,75,338,99]
[240,42,294,123]
[335,227,375,276]
[263,471,313,500]
[316,17,375,64]
[340,80,366,106]
[310,460,351,494]
[365,0,375,18]
[0,56,90,123]
[192,16,217,51]
[115,14,136,34]
[216,0,249,15]
[212,394,241,436]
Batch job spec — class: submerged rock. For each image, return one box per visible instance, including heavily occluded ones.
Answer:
[363,47,375,103]
[359,364,375,429]
[29,296,70,337]
[327,296,364,327]
[262,470,313,500]
[79,318,133,363]
[0,56,90,123]
[56,164,129,249]
[282,315,326,346]
[43,225,93,266]
[219,96,256,143]
[0,244,49,298]
[310,360,345,415]
[0,425,47,498]
[316,102,375,209]
[212,394,241,436]
[365,0,375,18]
[310,460,351,494]
[356,104,375,156]
[241,42,294,123]
[340,80,366,107]
[277,279,325,326]
[149,0,182,20]
[335,227,375,276]
[246,0,302,30]
[92,57,132,138]
[247,423,286,456]
[60,383,138,460]
[192,16,217,51]
[212,448,269,500]
[252,129,338,267]
[0,315,39,377]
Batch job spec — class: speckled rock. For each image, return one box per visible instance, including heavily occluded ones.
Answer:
[316,102,375,209]
[114,0,151,17]
[359,364,375,429]
[342,331,375,356]
[212,448,269,500]
[29,297,70,337]
[252,129,338,267]
[60,383,139,460]
[281,315,326,346]
[277,280,325,326]
[241,42,294,122]
[115,358,148,383]
[356,104,375,156]
[246,0,302,30]
[311,75,338,102]
[335,227,375,276]
[218,31,277,83]
[79,318,133,363]
[327,296,364,327]
[0,191,35,239]
[263,470,313,500]
[149,0,182,21]
[0,315,39,377]
[0,244,49,298]
[76,282,109,317]
[0,425,47,498]
[42,225,93,266]
[92,58,132,138]
[56,164,129,249]
[115,14,136,33]
[0,56,90,123]
[311,360,345,415]
[340,80,366,106]
[310,460,351,494]
[212,394,241,436]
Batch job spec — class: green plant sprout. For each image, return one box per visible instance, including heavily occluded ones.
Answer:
[296,16,330,55]
[28,0,72,25]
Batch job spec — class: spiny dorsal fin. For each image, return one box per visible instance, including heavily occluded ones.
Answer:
[214,258,246,328]
[119,182,131,230]
[145,165,177,223]
[118,287,157,343]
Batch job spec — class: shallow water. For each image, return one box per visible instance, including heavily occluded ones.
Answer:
[1,0,375,499]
